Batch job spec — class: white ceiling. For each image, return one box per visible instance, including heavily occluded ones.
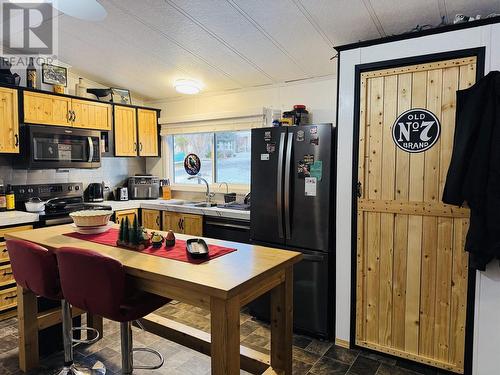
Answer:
[48,0,500,100]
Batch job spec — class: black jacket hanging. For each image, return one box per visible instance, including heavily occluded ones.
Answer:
[442,71,500,270]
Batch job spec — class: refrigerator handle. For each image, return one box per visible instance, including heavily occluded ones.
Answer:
[277,132,286,239]
[284,133,293,240]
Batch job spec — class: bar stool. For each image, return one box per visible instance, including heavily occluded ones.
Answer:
[6,239,105,375]
[55,247,170,374]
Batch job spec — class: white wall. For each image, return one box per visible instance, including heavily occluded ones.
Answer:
[337,22,500,375]
[146,76,336,124]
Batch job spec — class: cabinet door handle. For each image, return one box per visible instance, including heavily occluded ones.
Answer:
[2,248,7,253]
[156,216,160,227]
[67,111,72,121]
[72,110,76,122]
[5,294,17,300]
[14,134,18,147]
[133,143,137,151]
[139,142,143,151]
[3,271,13,276]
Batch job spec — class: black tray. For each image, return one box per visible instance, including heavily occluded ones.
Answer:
[186,238,209,259]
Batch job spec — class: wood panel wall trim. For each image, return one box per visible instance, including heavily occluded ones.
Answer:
[356,340,463,373]
[358,199,469,217]
[360,57,476,79]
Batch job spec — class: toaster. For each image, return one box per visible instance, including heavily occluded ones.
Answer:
[128,175,160,199]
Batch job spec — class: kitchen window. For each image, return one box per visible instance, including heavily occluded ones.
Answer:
[172,130,251,185]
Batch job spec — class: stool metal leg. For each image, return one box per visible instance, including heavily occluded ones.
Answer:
[120,322,133,375]
[56,300,106,375]
[120,321,164,374]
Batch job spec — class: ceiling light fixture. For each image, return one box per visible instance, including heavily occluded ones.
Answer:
[174,79,202,95]
[10,0,107,22]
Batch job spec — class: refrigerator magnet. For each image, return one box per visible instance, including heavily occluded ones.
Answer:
[309,126,317,135]
[305,177,317,197]
[304,154,314,165]
[310,135,319,146]
[296,130,305,142]
[264,131,272,142]
[266,142,276,153]
[260,153,270,161]
[310,161,323,181]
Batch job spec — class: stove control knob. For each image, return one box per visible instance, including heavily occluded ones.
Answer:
[68,186,73,191]
[27,188,33,193]
[75,185,80,191]
[19,188,25,194]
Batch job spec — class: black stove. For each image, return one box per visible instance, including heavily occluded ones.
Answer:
[13,183,112,227]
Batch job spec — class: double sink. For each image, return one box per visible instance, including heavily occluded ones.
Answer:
[156,200,249,211]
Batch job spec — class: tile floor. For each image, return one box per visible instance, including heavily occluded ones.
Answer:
[0,302,450,375]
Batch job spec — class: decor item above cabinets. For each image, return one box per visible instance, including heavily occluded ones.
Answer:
[114,106,159,157]
[137,109,158,156]
[114,105,137,156]
[23,91,112,130]
[0,87,19,154]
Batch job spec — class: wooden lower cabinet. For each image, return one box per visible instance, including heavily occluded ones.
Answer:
[141,209,161,230]
[162,212,203,236]
[0,224,33,321]
[114,209,138,225]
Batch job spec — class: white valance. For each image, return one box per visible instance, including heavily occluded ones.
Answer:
[160,108,276,136]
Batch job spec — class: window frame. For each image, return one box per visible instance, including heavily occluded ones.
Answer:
[165,130,251,194]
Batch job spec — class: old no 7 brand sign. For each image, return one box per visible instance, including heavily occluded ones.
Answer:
[392,108,440,153]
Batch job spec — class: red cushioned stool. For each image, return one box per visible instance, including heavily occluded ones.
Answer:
[56,247,170,374]
[7,239,104,375]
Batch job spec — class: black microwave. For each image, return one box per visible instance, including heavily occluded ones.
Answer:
[15,125,101,169]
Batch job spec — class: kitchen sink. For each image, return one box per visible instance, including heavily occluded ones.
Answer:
[183,202,218,207]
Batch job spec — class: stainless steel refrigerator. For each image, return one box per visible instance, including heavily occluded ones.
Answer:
[249,123,336,339]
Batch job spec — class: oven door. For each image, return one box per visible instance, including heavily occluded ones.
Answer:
[28,125,101,169]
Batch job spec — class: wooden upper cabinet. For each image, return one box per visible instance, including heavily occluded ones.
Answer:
[0,87,19,153]
[137,109,159,156]
[23,91,72,127]
[72,99,112,131]
[114,105,137,156]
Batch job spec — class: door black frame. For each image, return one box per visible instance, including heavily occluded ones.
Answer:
[349,47,485,375]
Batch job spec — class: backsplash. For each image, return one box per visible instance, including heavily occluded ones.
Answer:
[0,157,146,198]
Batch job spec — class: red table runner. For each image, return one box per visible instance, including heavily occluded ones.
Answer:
[63,228,236,264]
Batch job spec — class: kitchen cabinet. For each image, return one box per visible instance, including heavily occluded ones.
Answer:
[0,87,19,153]
[137,109,159,156]
[24,91,72,127]
[114,105,137,156]
[24,92,112,130]
[114,209,138,225]
[141,209,161,230]
[0,224,33,321]
[162,212,203,236]
[71,99,112,131]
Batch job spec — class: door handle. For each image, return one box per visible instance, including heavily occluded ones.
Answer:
[73,110,76,122]
[139,142,143,151]
[87,137,94,162]
[14,134,18,147]
[357,181,362,198]
[4,294,17,300]
[277,132,286,239]
[181,218,184,231]
[2,271,13,276]
[67,111,72,121]
[284,133,293,240]
[133,143,137,152]
[156,216,160,227]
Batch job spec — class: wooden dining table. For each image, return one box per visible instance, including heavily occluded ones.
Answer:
[6,224,302,375]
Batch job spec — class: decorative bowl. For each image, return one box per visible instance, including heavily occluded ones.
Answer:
[69,210,113,227]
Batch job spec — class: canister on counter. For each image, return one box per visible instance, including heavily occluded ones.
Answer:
[6,185,14,211]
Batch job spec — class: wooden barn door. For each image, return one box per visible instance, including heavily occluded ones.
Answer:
[356,56,477,374]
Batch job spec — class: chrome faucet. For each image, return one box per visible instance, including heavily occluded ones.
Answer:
[188,176,215,204]
[219,182,229,194]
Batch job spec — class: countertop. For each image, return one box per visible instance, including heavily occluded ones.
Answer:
[0,211,39,227]
[93,199,250,221]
